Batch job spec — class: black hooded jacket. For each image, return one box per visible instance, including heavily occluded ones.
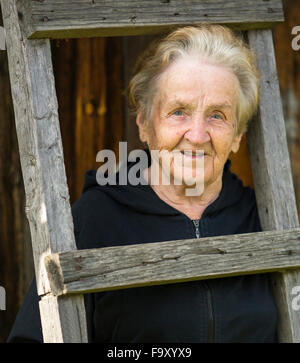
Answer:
[8,155,278,343]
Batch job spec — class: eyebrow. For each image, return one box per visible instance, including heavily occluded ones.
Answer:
[165,100,233,110]
[165,100,192,109]
[207,103,233,110]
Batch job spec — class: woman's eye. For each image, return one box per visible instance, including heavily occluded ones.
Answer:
[210,113,223,120]
[172,110,184,116]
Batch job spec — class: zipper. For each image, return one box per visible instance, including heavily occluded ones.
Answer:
[192,219,200,238]
[192,219,214,342]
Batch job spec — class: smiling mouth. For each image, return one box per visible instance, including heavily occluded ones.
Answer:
[180,150,207,158]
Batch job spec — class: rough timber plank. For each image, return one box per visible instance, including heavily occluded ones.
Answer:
[248,29,300,343]
[44,229,300,296]
[0,0,88,342]
[39,295,88,343]
[22,0,284,39]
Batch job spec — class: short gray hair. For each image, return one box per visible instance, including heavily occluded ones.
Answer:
[127,24,260,135]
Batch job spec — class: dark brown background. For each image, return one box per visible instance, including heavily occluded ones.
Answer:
[1,0,300,342]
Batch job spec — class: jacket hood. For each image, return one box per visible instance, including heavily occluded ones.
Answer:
[82,149,245,217]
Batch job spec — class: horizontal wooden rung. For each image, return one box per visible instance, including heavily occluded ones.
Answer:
[21,0,284,39]
[44,228,300,296]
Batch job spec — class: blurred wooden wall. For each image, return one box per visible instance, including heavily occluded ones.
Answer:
[52,37,124,202]
[1,0,300,341]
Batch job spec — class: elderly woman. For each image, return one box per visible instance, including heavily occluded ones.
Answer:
[8,24,278,343]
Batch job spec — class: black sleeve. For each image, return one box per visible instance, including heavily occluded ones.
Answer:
[7,276,95,343]
[7,200,96,343]
[7,277,43,343]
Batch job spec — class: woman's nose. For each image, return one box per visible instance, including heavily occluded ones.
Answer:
[184,113,210,145]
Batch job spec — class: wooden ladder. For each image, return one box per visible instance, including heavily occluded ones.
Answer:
[1,0,300,343]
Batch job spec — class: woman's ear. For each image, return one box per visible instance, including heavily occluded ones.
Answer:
[231,132,243,154]
[136,111,149,144]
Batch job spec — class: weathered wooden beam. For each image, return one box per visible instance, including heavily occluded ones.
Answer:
[0,0,88,342]
[20,0,284,39]
[44,228,300,296]
[247,29,300,343]
[0,25,5,50]
[38,295,88,343]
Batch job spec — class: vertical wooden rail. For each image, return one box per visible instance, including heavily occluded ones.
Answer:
[1,0,294,344]
[0,0,88,342]
[248,29,300,342]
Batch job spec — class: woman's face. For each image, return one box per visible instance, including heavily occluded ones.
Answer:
[137,56,243,191]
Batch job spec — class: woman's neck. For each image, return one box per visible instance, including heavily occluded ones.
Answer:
[143,166,222,220]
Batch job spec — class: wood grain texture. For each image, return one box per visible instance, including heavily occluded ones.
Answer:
[122,34,157,152]
[248,29,300,343]
[51,37,124,203]
[0,9,33,341]
[248,30,298,231]
[39,295,88,343]
[44,228,300,296]
[0,0,87,342]
[273,0,300,224]
[23,0,284,39]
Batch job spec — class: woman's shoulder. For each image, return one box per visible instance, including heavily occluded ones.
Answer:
[225,164,257,206]
[240,183,257,204]
[71,186,123,250]
[71,186,116,226]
